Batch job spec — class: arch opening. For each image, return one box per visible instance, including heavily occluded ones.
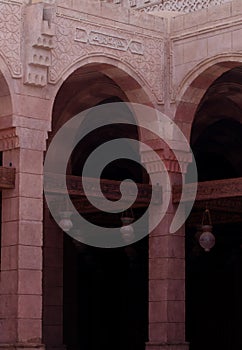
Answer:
[43,64,150,350]
[185,66,242,350]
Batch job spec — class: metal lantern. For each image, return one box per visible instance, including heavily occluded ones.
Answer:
[199,208,215,252]
[199,224,215,252]
[59,211,73,232]
[120,216,135,244]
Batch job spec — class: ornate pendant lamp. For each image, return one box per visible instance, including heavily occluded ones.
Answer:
[58,197,73,232]
[120,209,135,244]
[59,210,73,232]
[199,208,215,252]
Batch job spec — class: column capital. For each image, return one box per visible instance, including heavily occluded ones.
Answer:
[141,146,192,174]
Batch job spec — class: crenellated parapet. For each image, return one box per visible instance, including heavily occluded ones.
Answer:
[24,2,55,86]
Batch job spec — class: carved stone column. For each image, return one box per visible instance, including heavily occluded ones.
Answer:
[142,147,191,350]
[0,126,47,350]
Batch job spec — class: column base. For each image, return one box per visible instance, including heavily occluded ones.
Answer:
[146,342,189,350]
[0,344,45,350]
[45,346,66,350]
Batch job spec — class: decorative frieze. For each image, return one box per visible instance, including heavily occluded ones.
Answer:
[124,0,232,13]
[104,0,231,13]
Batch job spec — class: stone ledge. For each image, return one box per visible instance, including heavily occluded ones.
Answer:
[146,343,189,350]
[0,344,45,350]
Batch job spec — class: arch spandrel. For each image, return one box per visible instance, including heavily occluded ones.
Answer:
[47,3,164,104]
[174,56,242,140]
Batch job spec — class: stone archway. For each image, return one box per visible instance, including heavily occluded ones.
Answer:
[174,58,242,140]
[43,62,155,350]
[183,65,242,350]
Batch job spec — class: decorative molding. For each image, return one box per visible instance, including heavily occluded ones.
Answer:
[0,127,19,151]
[24,3,55,87]
[49,7,164,103]
[136,0,231,13]
[0,0,22,77]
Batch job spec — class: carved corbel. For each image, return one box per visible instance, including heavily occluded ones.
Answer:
[24,2,55,87]
[0,128,19,152]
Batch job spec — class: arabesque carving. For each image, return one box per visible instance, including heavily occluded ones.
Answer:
[129,0,231,13]
[104,0,231,13]
[49,7,164,102]
[0,0,22,77]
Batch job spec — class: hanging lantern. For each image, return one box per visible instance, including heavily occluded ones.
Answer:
[120,216,135,244]
[199,225,215,252]
[59,211,73,232]
[199,209,215,252]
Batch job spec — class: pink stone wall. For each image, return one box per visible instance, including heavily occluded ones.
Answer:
[0,1,242,350]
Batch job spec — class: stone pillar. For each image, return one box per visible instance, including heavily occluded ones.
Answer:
[42,205,64,350]
[0,127,47,350]
[142,148,190,350]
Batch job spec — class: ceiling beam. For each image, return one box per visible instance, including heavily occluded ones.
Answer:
[173,177,242,203]
[44,172,162,207]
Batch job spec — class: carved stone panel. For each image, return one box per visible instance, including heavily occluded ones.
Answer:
[24,3,55,86]
[135,0,231,13]
[49,6,164,103]
[0,0,22,77]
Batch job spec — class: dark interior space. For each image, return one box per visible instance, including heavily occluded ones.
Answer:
[63,97,149,350]
[186,67,242,350]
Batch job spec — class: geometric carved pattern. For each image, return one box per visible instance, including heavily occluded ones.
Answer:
[0,0,22,77]
[118,0,231,13]
[49,7,164,102]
